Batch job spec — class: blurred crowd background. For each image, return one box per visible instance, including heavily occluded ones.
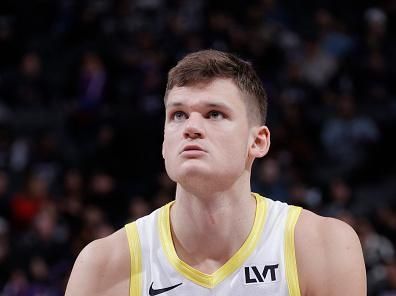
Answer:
[0,0,396,295]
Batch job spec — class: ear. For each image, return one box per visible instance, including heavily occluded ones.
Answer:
[249,125,270,158]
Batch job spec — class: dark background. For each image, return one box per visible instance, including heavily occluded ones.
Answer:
[0,0,396,295]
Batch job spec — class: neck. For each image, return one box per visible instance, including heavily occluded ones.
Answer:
[169,177,256,273]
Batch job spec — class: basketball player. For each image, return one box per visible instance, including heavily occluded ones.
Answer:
[65,50,366,295]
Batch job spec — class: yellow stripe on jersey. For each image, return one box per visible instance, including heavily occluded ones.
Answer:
[284,206,302,296]
[125,222,142,296]
[158,193,268,289]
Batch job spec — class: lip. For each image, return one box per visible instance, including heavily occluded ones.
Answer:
[180,144,206,155]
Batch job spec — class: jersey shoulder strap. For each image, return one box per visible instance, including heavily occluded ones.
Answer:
[125,221,143,296]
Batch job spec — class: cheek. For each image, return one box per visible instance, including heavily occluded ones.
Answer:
[162,138,166,158]
[162,134,178,164]
[162,140,176,179]
[162,130,172,154]
[218,134,249,160]
[162,139,171,161]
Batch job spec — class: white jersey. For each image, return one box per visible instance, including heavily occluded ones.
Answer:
[124,193,302,296]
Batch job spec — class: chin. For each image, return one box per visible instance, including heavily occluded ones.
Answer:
[169,163,212,182]
[178,168,239,191]
[178,166,212,180]
[166,159,244,188]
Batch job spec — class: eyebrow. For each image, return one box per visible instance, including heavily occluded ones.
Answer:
[165,101,231,110]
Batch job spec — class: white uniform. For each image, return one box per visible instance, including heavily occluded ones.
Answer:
[125,193,302,296]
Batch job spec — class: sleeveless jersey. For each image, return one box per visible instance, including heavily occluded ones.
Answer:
[124,193,302,296]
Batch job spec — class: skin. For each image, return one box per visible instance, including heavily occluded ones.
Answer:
[65,78,366,295]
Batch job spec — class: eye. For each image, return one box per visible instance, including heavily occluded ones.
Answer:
[208,110,224,120]
[172,111,188,122]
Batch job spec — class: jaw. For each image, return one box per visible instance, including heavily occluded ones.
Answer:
[173,165,250,196]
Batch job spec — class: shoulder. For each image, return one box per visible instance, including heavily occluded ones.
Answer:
[294,209,366,296]
[65,227,131,296]
[295,209,360,252]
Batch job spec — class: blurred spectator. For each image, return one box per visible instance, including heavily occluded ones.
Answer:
[252,157,289,202]
[10,172,51,230]
[30,132,62,187]
[58,169,84,220]
[288,182,322,211]
[0,126,12,169]
[9,137,30,173]
[86,171,126,226]
[77,51,108,110]
[0,16,20,69]
[376,206,396,246]
[14,204,69,283]
[315,9,354,59]
[364,7,388,51]
[380,260,396,295]
[357,218,395,295]
[300,36,338,88]
[0,170,11,220]
[128,195,151,222]
[2,269,29,296]
[320,94,380,179]
[322,178,354,217]
[70,205,113,258]
[0,218,11,288]
[2,51,49,108]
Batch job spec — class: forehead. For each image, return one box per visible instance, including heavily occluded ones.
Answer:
[165,78,245,109]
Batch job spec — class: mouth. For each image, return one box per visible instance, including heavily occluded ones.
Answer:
[180,145,206,155]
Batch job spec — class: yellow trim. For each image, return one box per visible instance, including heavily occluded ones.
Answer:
[284,206,302,296]
[125,222,142,296]
[158,193,268,288]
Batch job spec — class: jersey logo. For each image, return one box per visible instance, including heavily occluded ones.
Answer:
[149,282,183,295]
[244,264,279,284]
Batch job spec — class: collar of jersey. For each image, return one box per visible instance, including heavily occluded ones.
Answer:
[158,193,268,289]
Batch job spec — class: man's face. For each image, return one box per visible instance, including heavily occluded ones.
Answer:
[162,78,258,189]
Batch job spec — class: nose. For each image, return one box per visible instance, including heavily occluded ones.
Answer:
[183,113,205,139]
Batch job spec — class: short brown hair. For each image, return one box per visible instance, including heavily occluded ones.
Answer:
[165,49,268,124]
